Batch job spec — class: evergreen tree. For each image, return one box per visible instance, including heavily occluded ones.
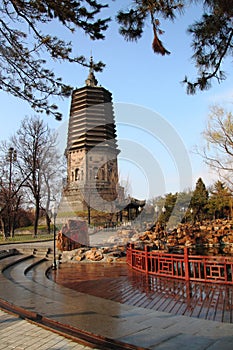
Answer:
[117,0,233,92]
[117,0,183,56]
[0,0,109,119]
[190,178,209,222]
[159,192,178,225]
[171,190,193,224]
[184,0,233,94]
[1,0,232,116]
[207,181,231,219]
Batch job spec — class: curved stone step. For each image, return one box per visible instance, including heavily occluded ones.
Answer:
[0,256,147,349]
[0,249,18,260]
[1,250,233,350]
[15,246,52,259]
[0,254,32,273]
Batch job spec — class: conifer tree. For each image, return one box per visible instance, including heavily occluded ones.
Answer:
[184,0,233,93]
[190,178,209,222]
[117,0,233,92]
[0,0,109,120]
[207,181,231,219]
[1,0,232,119]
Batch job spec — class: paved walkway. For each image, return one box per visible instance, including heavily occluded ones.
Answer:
[0,309,99,350]
[0,244,233,349]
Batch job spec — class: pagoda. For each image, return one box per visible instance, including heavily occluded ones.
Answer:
[61,58,121,220]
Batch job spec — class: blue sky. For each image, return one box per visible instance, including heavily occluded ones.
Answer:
[0,1,232,200]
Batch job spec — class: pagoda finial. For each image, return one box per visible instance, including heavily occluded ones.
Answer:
[85,56,98,87]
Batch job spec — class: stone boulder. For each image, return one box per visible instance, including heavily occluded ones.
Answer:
[85,248,104,261]
[57,219,89,251]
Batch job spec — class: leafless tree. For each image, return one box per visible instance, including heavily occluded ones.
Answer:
[198,104,233,190]
[0,143,25,237]
[11,115,63,236]
[202,106,233,168]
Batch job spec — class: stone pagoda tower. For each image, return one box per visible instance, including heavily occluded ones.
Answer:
[62,58,121,218]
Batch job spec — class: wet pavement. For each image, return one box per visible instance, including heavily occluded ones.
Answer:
[0,242,233,349]
[51,262,233,324]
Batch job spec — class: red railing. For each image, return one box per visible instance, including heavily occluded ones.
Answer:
[127,244,233,285]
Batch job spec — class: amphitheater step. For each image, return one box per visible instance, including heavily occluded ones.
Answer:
[15,246,52,260]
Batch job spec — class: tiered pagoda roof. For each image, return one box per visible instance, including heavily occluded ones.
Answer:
[66,57,119,155]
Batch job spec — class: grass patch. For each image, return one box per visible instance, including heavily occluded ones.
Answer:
[0,234,53,244]
[0,226,54,244]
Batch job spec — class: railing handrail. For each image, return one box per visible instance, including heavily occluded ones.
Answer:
[127,244,233,285]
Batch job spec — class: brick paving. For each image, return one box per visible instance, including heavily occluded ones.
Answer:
[0,309,99,350]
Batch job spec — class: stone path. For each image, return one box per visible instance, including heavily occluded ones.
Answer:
[0,309,99,350]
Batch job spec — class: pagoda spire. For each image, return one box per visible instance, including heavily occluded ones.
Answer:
[85,56,98,87]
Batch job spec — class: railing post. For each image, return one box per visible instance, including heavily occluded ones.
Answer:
[184,247,190,281]
[130,243,134,267]
[144,245,149,273]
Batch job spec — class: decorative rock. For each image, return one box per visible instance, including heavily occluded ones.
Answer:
[85,249,104,261]
[57,219,89,252]
[59,219,233,264]
[75,255,84,261]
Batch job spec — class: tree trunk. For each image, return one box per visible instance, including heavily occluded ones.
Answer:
[1,218,7,240]
[46,212,51,234]
[34,197,40,237]
[10,196,21,238]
